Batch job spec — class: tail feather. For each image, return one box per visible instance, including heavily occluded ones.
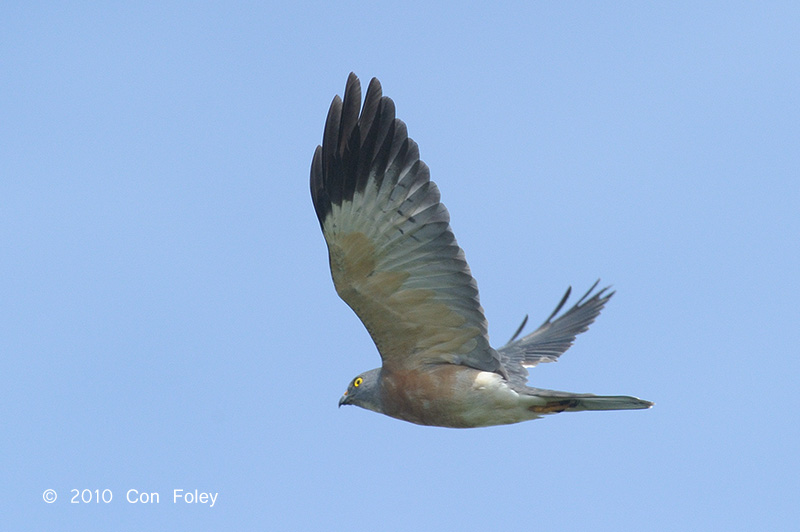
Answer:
[527,391,653,414]
[569,395,653,411]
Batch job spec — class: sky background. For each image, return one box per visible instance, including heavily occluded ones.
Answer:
[2,2,799,530]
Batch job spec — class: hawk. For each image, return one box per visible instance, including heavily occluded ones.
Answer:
[310,73,652,428]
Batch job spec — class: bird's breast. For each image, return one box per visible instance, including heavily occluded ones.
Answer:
[379,365,523,428]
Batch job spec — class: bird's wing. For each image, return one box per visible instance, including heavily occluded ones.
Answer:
[310,73,504,376]
[498,281,613,388]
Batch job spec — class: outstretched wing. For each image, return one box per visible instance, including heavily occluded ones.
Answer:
[498,281,613,388]
[310,73,504,376]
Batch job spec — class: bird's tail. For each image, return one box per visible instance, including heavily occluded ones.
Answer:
[526,390,653,414]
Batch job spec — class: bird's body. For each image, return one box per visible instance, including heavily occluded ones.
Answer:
[357,364,648,428]
[385,367,591,428]
[379,366,522,428]
[311,73,652,428]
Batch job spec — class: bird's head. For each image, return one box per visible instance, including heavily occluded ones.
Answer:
[338,368,383,413]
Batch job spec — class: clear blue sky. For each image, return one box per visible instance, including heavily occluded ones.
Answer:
[3,2,798,530]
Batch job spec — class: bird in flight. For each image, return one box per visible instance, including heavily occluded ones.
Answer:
[310,73,652,428]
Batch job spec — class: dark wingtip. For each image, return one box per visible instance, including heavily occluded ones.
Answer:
[367,76,381,92]
[506,314,529,345]
[311,73,416,231]
[542,285,572,327]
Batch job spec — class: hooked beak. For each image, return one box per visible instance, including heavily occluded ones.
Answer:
[338,391,349,408]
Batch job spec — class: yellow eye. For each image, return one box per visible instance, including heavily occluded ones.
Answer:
[353,377,363,388]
